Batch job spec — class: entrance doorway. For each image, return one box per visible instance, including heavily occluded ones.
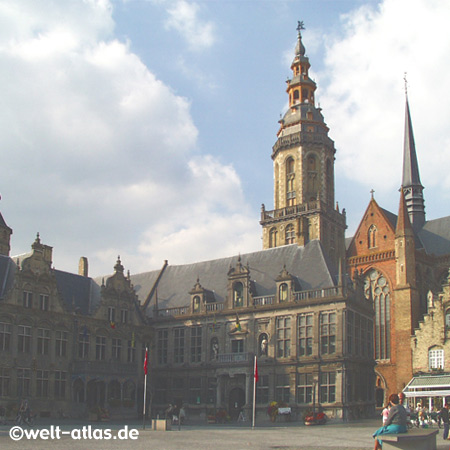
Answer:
[228,387,245,421]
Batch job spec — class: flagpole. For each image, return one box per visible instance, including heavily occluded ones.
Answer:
[143,372,147,429]
[143,347,148,429]
[252,355,257,429]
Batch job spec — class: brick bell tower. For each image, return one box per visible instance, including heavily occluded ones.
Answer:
[260,22,346,268]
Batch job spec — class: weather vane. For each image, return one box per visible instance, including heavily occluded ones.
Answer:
[297,21,305,33]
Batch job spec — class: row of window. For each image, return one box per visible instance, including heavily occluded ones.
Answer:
[0,322,137,362]
[153,372,337,406]
[156,312,343,365]
[22,292,49,310]
[0,367,67,398]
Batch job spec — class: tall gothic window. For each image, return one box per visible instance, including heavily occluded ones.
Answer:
[326,159,333,206]
[364,269,391,360]
[286,157,296,206]
[269,228,278,248]
[307,154,318,201]
[368,225,377,248]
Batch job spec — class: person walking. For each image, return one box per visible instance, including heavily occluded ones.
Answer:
[439,399,450,440]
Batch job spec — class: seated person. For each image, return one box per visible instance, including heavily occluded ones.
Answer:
[373,393,407,450]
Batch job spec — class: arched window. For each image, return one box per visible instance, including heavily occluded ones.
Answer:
[368,225,377,248]
[269,228,278,248]
[326,159,333,206]
[193,296,201,313]
[307,154,318,201]
[279,283,288,302]
[429,347,444,370]
[364,269,391,360]
[233,282,243,308]
[285,224,295,245]
[293,90,300,102]
[286,157,295,206]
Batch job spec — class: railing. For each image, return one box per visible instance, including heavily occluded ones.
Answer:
[154,286,344,318]
[294,286,340,301]
[206,303,224,313]
[157,306,189,317]
[217,352,250,364]
[253,295,275,306]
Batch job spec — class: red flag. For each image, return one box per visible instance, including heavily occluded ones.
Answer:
[254,356,258,384]
[144,348,148,375]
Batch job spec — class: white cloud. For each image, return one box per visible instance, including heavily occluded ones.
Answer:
[0,0,257,277]
[320,0,450,205]
[164,0,215,51]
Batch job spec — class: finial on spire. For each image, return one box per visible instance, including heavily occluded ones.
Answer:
[370,189,375,199]
[403,72,408,97]
[297,21,305,34]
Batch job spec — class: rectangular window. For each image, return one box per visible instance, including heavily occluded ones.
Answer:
[78,331,89,358]
[17,368,31,397]
[276,317,291,358]
[157,329,168,364]
[0,322,12,351]
[54,371,67,398]
[231,339,244,354]
[18,325,31,353]
[22,291,33,308]
[189,377,202,404]
[39,294,49,311]
[319,372,336,403]
[108,307,115,323]
[36,370,49,397]
[120,309,128,324]
[320,312,336,355]
[429,349,444,370]
[127,340,136,363]
[174,328,185,364]
[37,328,50,355]
[55,331,68,357]
[95,336,106,360]
[112,338,122,360]
[190,326,202,363]
[298,313,313,356]
[154,377,167,404]
[276,374,290,404]
[256,375,269,404]
[0,368,10,397]
[297,373,313,404]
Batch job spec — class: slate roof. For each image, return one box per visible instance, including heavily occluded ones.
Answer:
[54,269,101,315]
[418,215,450,256]
[130,240,337,318]
[0,253,101,315]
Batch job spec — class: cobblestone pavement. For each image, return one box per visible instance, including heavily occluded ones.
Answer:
[1,418,449,450]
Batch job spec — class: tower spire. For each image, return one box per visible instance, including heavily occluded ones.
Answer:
[401,81,425,232]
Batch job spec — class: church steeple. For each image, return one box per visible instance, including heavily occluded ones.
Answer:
[260,22,346,268]
[401,86,425,232]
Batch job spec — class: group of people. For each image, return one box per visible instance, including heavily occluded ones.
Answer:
[373,393,450,449]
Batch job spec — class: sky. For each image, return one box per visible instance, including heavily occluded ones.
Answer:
[1,0,450,278]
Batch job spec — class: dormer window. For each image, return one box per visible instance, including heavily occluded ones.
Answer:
[193,296,201,313]
[233,282,244,308]
[279,283,288,302]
